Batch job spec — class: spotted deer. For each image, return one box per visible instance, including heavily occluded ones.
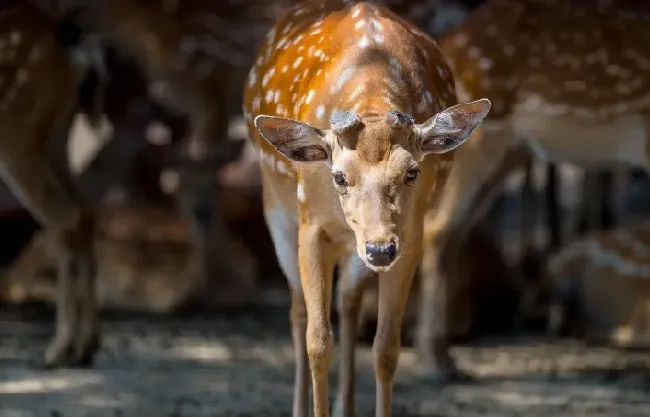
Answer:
[413,0,650,382]
[244,1,490,416]
[0,2,112,367]
[533,221,650,349]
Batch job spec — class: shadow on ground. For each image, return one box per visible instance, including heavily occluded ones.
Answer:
[2,305,650,417]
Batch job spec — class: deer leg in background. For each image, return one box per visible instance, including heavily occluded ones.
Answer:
[518,155,541,280]
[545,163,562,251]
[598,170,616,231]
[577,170,613,235]
[334,254,374,417]
[0,119,99,368]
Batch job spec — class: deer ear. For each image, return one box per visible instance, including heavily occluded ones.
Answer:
[416,98,491,157]
[254,115,330,162]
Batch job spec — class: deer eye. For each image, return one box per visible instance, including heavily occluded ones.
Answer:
[332,171,347,187]
[405,167,420,183]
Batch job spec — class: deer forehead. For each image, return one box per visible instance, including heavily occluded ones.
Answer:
[332,114,416,163]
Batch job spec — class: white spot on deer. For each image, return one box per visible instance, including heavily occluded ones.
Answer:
[274,90,281,103]
[352,7,362,18]
[358,36,370,48]
[276,160,290,176]
[468,46,481,59]
[248,71,257,87]
[334,68,355,92]
[479,58,493,70]
[265,90,274,103]
[293,56,304,68]
[282,23,293,35]
[305,90,315,105]
[297,182,306,203]
[262,68,274,87]
[355,20,366,30]
[316,104,325,119]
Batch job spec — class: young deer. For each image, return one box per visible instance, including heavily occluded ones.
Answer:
[539,221,650,349]
[416,0,650,381]
[0,2,109,367]
[244,1,490,416]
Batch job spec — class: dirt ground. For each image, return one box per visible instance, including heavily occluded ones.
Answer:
[2,305,650,417]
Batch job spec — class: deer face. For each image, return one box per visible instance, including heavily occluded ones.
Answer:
[255,99,490,271]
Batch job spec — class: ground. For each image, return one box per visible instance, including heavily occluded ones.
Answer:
[2,305,650,417]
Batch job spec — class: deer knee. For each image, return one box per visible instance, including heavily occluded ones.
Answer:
[306,321,333,368]
[372,331,400,381]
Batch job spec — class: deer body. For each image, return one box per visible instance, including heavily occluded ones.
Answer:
[244,1,490,416]
[416,0,650,380]
[543,222,650,348]
[0,2,103,367]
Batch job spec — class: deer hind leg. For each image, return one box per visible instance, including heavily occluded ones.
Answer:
[417,231,473,384]
[0,148,98,368]
[0,96,100,367]
[333,252,374,417]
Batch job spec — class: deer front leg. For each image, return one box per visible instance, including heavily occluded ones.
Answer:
[299,224,337,417]
[417,232,472,384]
[374,239,420,417]
[334,252,374,417]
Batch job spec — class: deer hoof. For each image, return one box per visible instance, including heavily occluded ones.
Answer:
[42,333,100,369]
[43,336,76,369]
[75,332,102,368]
[421,362,475,386]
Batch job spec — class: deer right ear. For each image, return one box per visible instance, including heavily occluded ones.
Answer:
[254,115,330,162]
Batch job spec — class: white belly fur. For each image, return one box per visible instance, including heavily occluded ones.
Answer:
[511,110,648,170]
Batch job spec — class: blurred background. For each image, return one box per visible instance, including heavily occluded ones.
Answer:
[3,0,650,415]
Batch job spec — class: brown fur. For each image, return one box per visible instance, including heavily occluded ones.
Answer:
[0,2,100,367]
[244,1,490,416]
[417,0,650,379]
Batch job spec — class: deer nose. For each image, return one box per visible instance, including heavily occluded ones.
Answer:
[365,240,397,267]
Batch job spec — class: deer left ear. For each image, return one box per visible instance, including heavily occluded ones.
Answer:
[416,98,491,157]
[254,115,330,162]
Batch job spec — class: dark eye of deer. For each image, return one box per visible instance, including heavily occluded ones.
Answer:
[405,167,420,183]
[332,171,347,187]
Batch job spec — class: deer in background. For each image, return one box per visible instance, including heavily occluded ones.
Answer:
[415,0,650,382]
[0,2,110,367]
[244,1,490,416]
[531,221,650,349]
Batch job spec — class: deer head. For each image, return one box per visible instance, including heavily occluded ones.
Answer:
[254,98,490,270]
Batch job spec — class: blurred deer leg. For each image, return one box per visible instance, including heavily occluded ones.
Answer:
[334,253,374,417]
[374,235,420,417]
[545,163,562,251]
[0,149,98,368]
[418,232,472,383]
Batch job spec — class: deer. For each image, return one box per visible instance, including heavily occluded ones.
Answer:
[526,220,650,349]
[243,1,491,416]
[410,0,650,382]
[0,2,117,367]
